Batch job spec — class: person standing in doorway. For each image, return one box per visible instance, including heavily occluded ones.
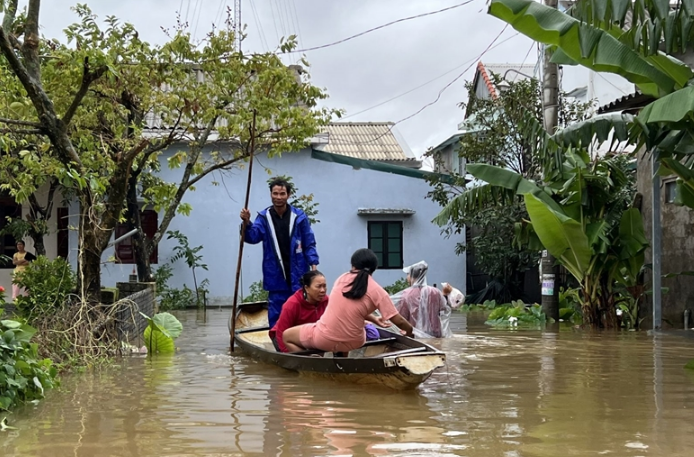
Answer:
[12,240,36,300]
[240,177,319,328]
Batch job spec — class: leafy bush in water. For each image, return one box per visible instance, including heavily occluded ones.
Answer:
[384,278,409,295]
[0,319,58,411]
[153,264,194,311]
[13,256,76,321]
[141,312,183,354]
[559,287,582,323]
[485,301,553,328]
[242,280,269,303]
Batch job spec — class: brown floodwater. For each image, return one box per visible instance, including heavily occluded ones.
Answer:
[2,310,694,456]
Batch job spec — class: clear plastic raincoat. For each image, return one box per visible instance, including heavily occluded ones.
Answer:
[390,261,452,338]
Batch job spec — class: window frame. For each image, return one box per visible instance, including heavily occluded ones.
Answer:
[664,180,677,204]
[0,197,21,269]
[114,209,159,265]
[367,220,404,270]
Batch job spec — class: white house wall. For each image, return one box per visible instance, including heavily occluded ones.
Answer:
[93,147,466,305]
[0,185,65,293]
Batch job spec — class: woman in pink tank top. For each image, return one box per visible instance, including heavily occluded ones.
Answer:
[282,248,413,353]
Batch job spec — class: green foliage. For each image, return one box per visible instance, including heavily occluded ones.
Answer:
[242,280,269,303]
[460,299,498,312]
[558,287,582,323]
[428,77,588,302]
[0,319,58,411]
[267,175,320,225]
[141,312,183,355]
[384,278,410,295]
[152,264,194,311]
[0,3,338,300]
[685,360,694,371]
[167,230,208,307]
[485,302,553,328]
[13,256,76,322]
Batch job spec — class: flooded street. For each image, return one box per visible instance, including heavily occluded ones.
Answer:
[2,310,694,456]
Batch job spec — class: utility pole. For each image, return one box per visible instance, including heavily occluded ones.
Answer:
[540,0,560,321]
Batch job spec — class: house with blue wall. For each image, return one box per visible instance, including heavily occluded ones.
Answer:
[63,122,466,304]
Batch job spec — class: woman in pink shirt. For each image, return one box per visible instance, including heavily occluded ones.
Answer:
[283,248,413,353]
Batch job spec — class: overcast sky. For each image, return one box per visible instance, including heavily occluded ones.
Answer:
[35,0,536,157]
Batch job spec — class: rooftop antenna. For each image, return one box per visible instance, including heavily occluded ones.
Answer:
[234,0,242,52]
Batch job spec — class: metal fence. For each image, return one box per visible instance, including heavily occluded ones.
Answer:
[115,286,156,347]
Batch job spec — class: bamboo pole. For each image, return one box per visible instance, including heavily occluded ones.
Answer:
[230,111,257,351]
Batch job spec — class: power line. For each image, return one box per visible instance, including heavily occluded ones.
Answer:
[288,0,477,54]
[249,0,270,51]
[327,24,510,146]
[342,32,519,119]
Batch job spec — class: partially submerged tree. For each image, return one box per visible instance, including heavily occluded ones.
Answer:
[0,1,334,300]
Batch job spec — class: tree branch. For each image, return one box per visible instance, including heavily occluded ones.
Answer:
[63,58,107,126]
[23,0,41,80]
[0,127,44,134]
[0,117,42,128]
[186,153,249,189]
[123,139,150,163]
[2,0,18,32]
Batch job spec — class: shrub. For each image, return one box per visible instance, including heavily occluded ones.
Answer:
[0,319,58,411]
[0,285,6,315]
[13,256,76,322]
[485,301,553,328]
[384,278,409,295]
[242,280,269,303]
[153,264,194,311]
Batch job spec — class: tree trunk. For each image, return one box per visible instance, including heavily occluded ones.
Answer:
[78,200,104,303]
[125,172,153,282]
[32,233,46,256]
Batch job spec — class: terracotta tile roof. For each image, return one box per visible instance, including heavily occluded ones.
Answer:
[474,62,537,99]
[319,122,420,167]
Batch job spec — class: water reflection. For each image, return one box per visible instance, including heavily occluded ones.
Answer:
[1,310,694,456]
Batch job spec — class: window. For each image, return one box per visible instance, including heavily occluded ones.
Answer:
[665,180,677,204]
[0,196,21,269]
[115,209,158,264]
[57,207,69,259]
[367,221,403,269]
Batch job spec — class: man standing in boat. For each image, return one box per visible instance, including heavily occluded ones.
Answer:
[240,177,319,328]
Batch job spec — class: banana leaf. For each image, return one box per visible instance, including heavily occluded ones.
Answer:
[467,163,562,213]
[523,193,591,282]
[489,0,679,96]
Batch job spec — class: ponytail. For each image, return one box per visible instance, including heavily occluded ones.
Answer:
[343,248,378,300]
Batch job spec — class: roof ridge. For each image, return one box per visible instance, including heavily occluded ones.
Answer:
[477,61,497,100]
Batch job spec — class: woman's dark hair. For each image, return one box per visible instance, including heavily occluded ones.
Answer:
[16,240,25,246]
[343,248,378,300]
[268,177,293,196]
[300,270,324,289]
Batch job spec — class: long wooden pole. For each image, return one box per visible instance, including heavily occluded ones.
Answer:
[230,111,257,351]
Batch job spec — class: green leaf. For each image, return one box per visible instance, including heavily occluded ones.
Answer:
[619,208,649,258]
[524,193,591,281]
[638,86,694,124]
[152,312,183,339]
[143,326,175,354]
[488,0,677,96]
[467,163,562,212]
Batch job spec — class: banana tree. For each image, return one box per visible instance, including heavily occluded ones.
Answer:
[488,0,694,210]
[465,149,647,328]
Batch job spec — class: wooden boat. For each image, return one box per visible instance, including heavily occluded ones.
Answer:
[233,301,446,390]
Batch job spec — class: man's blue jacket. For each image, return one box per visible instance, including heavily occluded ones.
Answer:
[244,204,319,292]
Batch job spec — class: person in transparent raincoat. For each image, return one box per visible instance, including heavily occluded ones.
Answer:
[391,261,452,338]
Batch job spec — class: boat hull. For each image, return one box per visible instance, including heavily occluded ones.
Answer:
[233,302,446,390]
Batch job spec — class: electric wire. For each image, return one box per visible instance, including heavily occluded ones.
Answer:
[341,32,519,120]
[288,0,477,54]
[327,24,510,146]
